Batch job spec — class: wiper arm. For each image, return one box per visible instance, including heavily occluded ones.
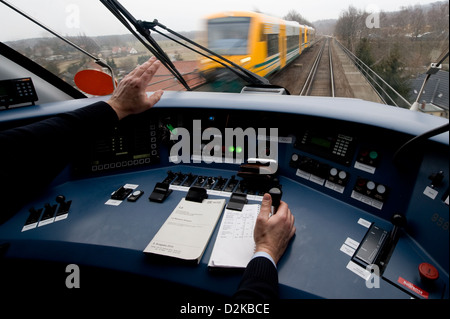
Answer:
[1,0,116,90]
[100,0,191,90]
[139,19,270,86]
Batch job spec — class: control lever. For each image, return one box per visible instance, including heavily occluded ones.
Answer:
[268,187,282,214]
[390,213,407,244]
[374,213,407,271]
[56,195,72,215]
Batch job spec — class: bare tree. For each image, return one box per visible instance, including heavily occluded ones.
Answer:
[427,1,450,40]
[409,5,426,39]
[284,9,314,27]
[334,6,364,52]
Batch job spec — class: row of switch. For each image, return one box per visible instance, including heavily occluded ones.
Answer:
[290,152,389,210]
[91,156,157,172]
[352,177,389,205]
[23,196,72,231]
[164,171,239,193]
[162,171,272,197]
[290,153,349,193]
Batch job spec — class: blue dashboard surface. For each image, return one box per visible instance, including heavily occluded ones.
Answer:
[0,93,448,301]
[0,166,413,298]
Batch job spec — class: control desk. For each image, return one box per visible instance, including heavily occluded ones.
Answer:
[0,92,448,301]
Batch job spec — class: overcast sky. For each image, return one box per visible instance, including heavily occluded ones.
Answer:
[0,0,444,41]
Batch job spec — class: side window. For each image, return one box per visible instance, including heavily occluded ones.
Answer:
[287,35,299,51]
[267,34,279,57]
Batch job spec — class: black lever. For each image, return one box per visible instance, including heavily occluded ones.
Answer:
[390,213,407,244]
[268,187,282,214]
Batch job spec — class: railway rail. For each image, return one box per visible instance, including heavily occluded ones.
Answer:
[300,37,335,97]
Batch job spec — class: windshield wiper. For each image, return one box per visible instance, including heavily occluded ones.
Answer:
[100,0,270,90]
[100,0,191,90]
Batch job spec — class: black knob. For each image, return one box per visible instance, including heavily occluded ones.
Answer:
[390,213,407,243]
[268,187,282,213]
[391,213,407,227]
[428,171,444,187]
[56,195,66,204]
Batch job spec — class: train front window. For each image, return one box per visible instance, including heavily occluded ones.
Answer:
[207,17,251,55]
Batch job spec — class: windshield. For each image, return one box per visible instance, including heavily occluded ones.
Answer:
[207,17,251,55]
[0,0,448,117]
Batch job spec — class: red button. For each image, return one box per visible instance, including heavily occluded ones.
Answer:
[419,263,439,281]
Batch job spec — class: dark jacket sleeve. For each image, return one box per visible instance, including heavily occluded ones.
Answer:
[233,257,279,299]
[0,101,118,223]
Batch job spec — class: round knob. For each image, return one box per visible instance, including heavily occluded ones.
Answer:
[377,184,386,194]
[419,263,439,282]
[55,195,66,203]
[391,213,407,227]
[369,151,379,160]
[367,181,376,190]
[291,154,299,162]
[338,171,347,180]
[330,168,338,176]
[357,178,366,187]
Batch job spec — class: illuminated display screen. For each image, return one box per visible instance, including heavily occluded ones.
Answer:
[310,136,332,149]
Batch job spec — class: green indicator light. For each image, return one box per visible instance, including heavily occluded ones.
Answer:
[236,146,243,154]
[166,124,177,135]
[369,151,378,159]
[228,146,235,153]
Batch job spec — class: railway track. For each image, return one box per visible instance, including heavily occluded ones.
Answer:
[300,37,335,97]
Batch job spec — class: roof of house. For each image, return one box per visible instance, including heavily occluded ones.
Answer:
[410,70,449,110]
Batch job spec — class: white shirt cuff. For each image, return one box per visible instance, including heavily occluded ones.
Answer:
[252,251,277,269]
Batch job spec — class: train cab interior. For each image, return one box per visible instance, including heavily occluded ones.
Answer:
[0,0,448,311]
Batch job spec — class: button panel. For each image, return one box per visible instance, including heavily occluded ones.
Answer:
[351,177,389,210]
[290,153,350,194]
[0,77,38,108]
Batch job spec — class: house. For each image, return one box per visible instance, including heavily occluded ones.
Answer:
[410,70,449,118]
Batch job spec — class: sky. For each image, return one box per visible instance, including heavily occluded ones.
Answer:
[0,0,445,41]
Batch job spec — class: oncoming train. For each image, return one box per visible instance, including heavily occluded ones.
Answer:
[200,11,315,82]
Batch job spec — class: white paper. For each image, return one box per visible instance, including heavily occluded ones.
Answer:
[144,198,225,263]
[208,204,260,268]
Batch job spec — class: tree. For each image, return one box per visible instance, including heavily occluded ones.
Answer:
[107,57,117,70]
[284,9,314,27]
[137,55,151,65]
[374,45,411,106]
[334,6,364,52]
[409,5,426,39]
[356,38,374,67]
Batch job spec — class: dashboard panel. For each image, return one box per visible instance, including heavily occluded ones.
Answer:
[0,92,448,301]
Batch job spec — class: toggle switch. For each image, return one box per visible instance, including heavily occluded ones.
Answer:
[428,171,444,188]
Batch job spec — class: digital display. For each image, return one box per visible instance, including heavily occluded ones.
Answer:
[295,130,356,166]
[310,137,331,149]
[0,85,7,96]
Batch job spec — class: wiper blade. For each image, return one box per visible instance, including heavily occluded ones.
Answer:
[138,19,270,86]
[100,0,191,91]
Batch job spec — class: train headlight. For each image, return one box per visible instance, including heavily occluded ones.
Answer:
[240,57,251,64]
